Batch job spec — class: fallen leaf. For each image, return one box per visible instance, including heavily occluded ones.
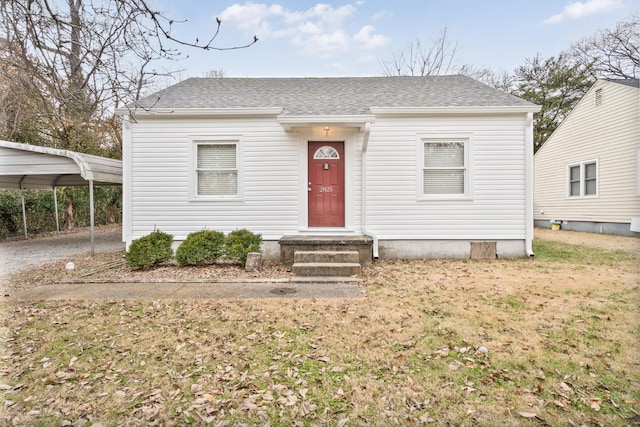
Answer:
[434,347,450,357]
[587,397,601,411]
[553,400,567,409]
[241,398,259,411]
[518,412,537,418]
[559,382,572,393]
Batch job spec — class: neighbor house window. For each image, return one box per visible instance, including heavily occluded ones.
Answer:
[568,160,598,198]
[422,139,468,196]
[195,142,238,196]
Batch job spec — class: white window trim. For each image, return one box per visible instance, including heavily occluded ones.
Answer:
[566,159,598,199]
[416,133,473,200]
[189,135,243,201]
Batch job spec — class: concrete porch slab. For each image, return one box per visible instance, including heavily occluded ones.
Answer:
[278,235,373,267]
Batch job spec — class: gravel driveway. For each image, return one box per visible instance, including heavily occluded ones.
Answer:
[0,226,124,278]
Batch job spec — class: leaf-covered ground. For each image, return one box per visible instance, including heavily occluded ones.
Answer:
[1,233,639,426]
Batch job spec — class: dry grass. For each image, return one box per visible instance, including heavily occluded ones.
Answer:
[1,236,639,426]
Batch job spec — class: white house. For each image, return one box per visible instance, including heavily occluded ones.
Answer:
[118,76,540,261]
[534,79,640,236]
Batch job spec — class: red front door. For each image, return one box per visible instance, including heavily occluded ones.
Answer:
[308,141,345,227]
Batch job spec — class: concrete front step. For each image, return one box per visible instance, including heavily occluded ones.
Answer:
[279,235,373,267]
[292,262,361,277]
[294,250,360,264]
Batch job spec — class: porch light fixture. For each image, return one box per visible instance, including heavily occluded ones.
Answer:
[323,126,330,136]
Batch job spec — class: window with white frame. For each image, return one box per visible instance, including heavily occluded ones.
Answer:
[422,139,468,196]
[195,142,238,196]
[568,160,598,198]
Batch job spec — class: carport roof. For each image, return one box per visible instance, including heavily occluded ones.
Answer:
[0,140,122,189]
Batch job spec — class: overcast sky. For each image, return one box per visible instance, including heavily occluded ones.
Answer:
[155,0,638,78]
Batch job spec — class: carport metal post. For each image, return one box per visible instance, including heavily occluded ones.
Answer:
[53,187,60,233]
[19,176,27,239]
[53,178,61,234]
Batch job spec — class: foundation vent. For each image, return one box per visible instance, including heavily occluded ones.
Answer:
[470,241,497,259]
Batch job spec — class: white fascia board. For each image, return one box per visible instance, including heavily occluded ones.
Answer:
[370,106,541,115]
[278,115,376,131]
[114,107,284,117]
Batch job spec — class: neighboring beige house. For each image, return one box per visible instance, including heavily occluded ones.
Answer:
[534,79,640,236]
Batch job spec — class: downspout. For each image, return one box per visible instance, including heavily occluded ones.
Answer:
[525,112,535,257]
[122,115,132,249]
[360,122,379,259]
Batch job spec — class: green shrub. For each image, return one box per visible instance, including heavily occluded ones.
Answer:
[176,230,225,266]
[225,228,262,265]
[124,230,173,270]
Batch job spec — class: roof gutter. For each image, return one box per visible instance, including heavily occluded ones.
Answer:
[114,107,284,117]
[360,122,379,259]
[370,106,541,115]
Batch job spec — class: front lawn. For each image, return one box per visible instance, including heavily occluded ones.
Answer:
[1,238,638,426]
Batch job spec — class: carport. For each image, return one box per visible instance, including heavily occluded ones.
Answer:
[0,140,122,254]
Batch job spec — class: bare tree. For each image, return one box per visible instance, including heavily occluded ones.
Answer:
[0,0,256,229]
[379,27,461,76]
[203,68,227,78]
[571,14,639,79]
[0,40,45,144]
[0,0,257,152]
[378,25,512,90]
[456,64,515,91]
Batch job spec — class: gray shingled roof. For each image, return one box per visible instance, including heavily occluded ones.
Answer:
[607,78,640,88]
[133,75,537,116]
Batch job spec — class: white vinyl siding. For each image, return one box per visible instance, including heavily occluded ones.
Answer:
[534,80,640,224]
[567,160,598,198]
[367,117,524,240]
[125,118,363,242]
[196,143,238,196]
[124,112,530,247]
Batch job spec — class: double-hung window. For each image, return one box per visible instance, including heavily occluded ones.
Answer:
[567,160,597,198]
[195,141,239,197]
[420,137,470,197]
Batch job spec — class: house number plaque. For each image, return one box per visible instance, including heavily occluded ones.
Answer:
[319,186,334,192]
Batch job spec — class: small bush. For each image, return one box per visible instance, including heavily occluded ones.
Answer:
[176,230,225,266]
[124,230,173,270]
[225,229,262,265]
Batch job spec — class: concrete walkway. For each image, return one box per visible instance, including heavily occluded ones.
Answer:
[8,279,365,301]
